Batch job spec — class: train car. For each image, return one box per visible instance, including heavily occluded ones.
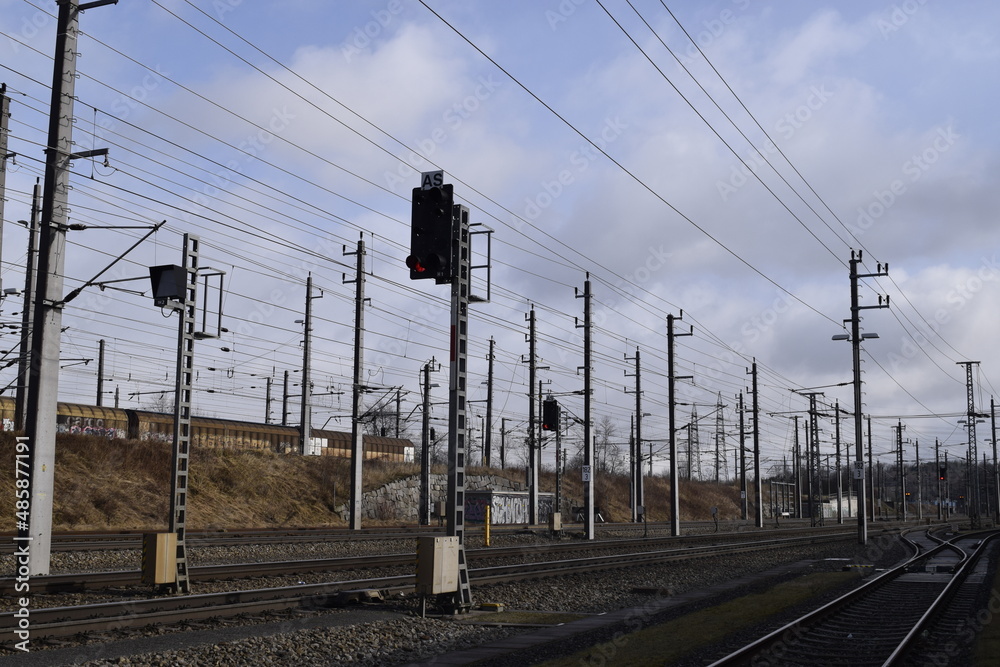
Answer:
[0,396,131,438]
[312,428,414,462]
[191,416,300,452]
[0,395,15,432]
[0,396,414,462]
[56,403,130,438]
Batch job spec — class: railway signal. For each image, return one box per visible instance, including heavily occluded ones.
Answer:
[407,182,454,282]
[542,397,559,431]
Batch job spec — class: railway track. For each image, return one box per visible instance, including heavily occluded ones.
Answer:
[707,529,998,666]
[1,530,855,640]
[0,519,822,553]
[1,527,861,596]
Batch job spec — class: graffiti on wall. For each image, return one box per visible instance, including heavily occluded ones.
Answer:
[465,492,554,524]
[56,416,125,439]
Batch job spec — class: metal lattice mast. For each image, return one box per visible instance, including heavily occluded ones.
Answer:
[738,392,747,520]
[690,405,700,481]
[167,233,199,594]
[958,361,981,525]
[576,274,594,540]
[447,204,472,609]
[714,393,724,484]
[835,400,843,524]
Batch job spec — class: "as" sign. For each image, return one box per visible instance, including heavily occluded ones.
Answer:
[420,170,444,189]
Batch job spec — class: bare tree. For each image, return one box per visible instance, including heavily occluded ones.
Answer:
[595,415,626,475]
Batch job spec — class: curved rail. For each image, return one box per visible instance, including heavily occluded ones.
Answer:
[707,530,994,666]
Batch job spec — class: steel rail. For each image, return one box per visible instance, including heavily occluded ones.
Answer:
[1,532,854,640]
[705,530,988,666]
[1,527,865,595]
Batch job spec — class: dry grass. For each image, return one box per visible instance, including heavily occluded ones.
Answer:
[540,467,743,522]
[0,433,746,531]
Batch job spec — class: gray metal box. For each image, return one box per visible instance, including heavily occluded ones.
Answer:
[416,536,459,595]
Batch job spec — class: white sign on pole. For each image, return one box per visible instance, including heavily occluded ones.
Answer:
[582,465,592,482]
[853,461,865,480]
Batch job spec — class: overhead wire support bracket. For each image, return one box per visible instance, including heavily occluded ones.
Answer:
[469,223,493,303]
[59,220,166,306]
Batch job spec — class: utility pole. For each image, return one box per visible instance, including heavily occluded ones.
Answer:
[748,360,762,528]
[894,420,906,521]
[575,274,594,540]
[524,306,539,525]
[844,249,888,544]
[299,274,321,455]
[282,370,290,426]
[958,361,982,526]
[484,337,494,468]
[835,401,843,524]
[936,438,942,521]
[868,416,876,523]
[15,179,40,432]
[419,358,437,526]
[500,417,508,470]
[395,389,401,438]
[667,311,692,536]
[915,439,922,521]
[345,238,365,529]
[264,375,272,424]
[737,391,747,520]
[0,83,11,293]
[625,347,643,521]
[96,339,105,406]
[792,415,802,518]
[22,0,117,575]
[992,398,998,524]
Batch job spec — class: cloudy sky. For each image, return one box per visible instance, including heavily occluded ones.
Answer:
[1,0,998,479]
